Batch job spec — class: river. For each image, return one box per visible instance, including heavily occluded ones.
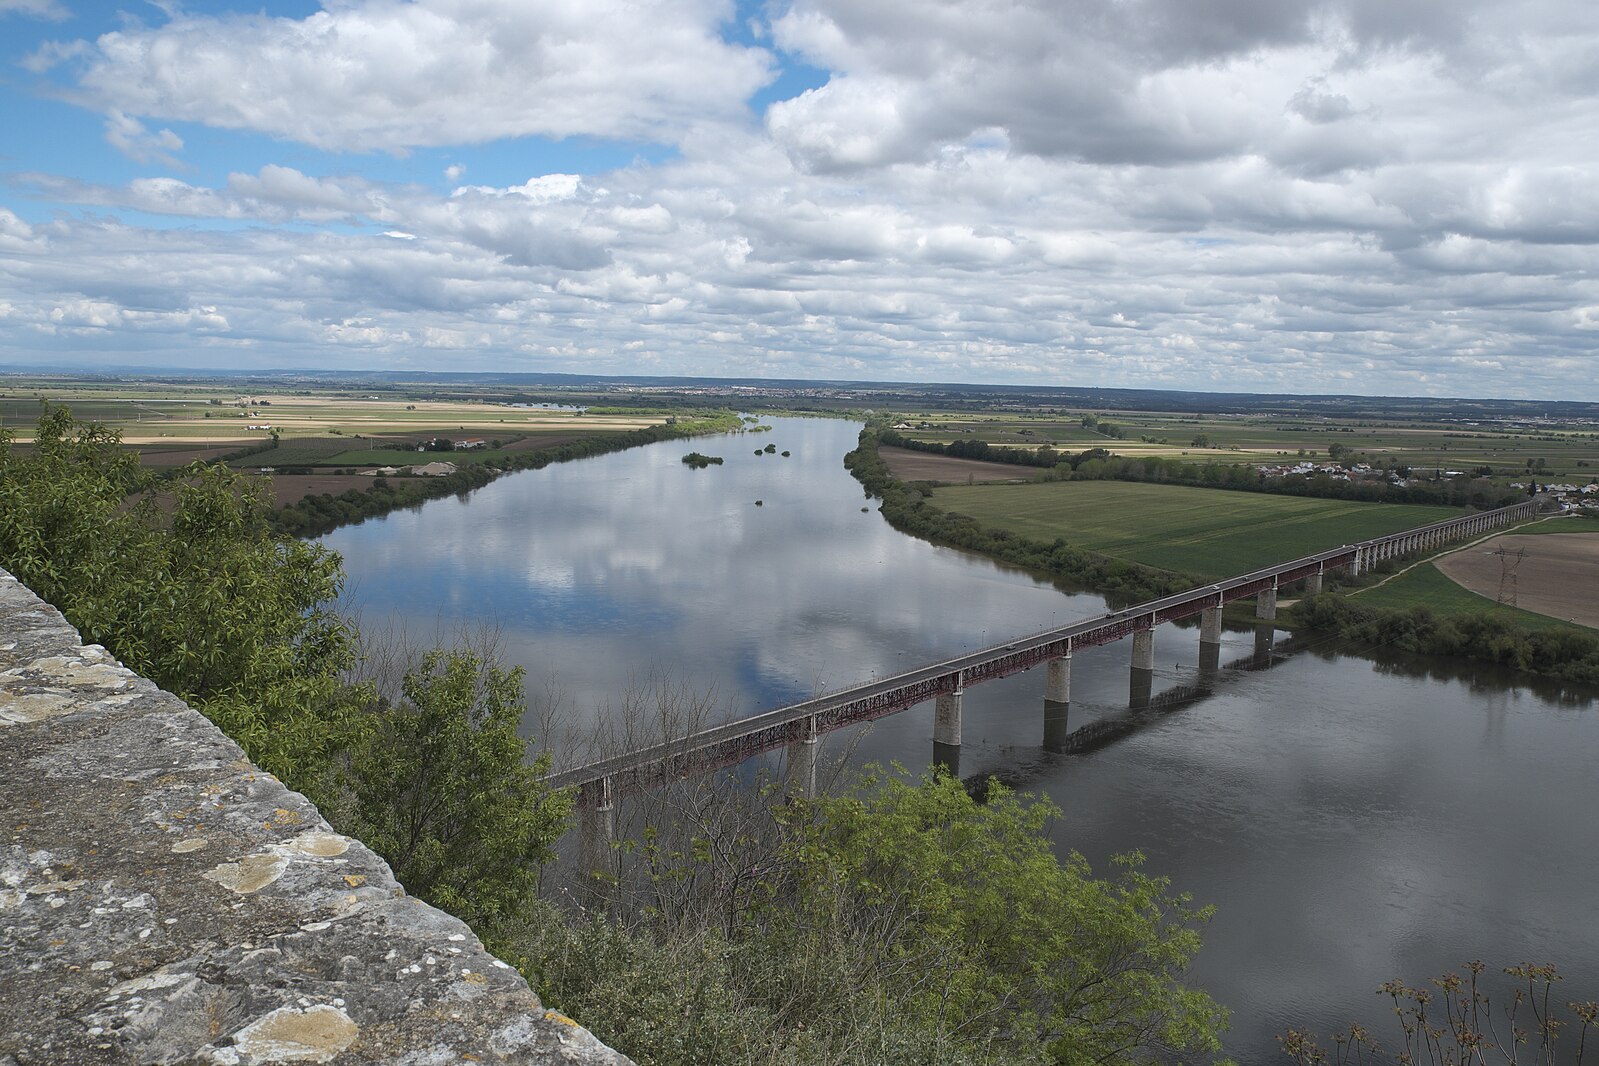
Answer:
[324,415,1599,1063]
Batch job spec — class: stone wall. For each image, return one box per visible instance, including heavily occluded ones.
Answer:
[0,569,631,1065]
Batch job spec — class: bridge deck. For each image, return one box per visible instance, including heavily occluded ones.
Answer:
[545,501,1534,802]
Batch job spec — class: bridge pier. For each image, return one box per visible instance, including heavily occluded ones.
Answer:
[1130,629,1154,710]
[1256,585,1278,621]
[933,689,962,774]
[1198,607,1222,689]
[1043,653,1071,753]
[1305,571,1323,595]
[578,776,615,902]
[786,716,820,800]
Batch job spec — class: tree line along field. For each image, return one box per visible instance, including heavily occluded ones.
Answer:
[929,480,1465,580]
[886,408,1599,481]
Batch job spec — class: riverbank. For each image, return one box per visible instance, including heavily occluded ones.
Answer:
[272,410,742,536]
[844,427,1191,603]
[846,425,1599,682]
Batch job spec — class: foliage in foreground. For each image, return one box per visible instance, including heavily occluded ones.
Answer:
[511,771,1228,1066]
[0,404,358,787]
[341,649,571,932]
[1282,962,1597,1065]
[0,405,571,932]
[1290,592,1599,684]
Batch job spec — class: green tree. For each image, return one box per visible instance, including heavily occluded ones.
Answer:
[769,771,1228,1064]
[0,404,357,788]
[344,649,571,931]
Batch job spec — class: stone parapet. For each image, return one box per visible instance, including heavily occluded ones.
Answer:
[0,568,630,1066]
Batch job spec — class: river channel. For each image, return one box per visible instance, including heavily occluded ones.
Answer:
[324,416,1599,1064]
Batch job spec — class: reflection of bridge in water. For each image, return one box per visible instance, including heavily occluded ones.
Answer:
[548,501,1535,863]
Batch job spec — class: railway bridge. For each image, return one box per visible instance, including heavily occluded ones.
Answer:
[547,500,1536,866]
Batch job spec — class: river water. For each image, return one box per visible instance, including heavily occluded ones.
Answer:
[324,416,1599,1064]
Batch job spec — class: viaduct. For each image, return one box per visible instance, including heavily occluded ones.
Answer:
[549,500,1537,870]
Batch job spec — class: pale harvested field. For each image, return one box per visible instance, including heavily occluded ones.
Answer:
[1435,533,1599,628]
[879,446,1036,483]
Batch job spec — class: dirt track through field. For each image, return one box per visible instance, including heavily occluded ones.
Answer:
[879,446,1036,483]
[1434,532,1599,628]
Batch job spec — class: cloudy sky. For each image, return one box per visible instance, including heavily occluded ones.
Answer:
[1,0,1596,397]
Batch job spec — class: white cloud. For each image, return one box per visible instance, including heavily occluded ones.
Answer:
[56,0,773,152]
[103,109,183,166]
[4,0,1599,398]
[0,0,68,20]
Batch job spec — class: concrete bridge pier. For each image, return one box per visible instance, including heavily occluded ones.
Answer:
[1305,569,1323,595]
[786,716,820,800]
[1043,653,1071,753]
[1198,607,1222,688]
[1256,584,1278,621]
[1130,628,1154,710]
[579,776,616,902]
[933,688,962,775]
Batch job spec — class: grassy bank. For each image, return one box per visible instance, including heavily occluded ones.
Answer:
[930,480,1461,580]
[845,427,1193,603]
[273,410,741,536]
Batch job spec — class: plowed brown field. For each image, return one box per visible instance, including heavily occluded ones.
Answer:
[1434,532,1599,628]
[879,446,1036,484]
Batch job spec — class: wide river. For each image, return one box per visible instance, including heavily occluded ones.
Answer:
[325,416,1599,1064]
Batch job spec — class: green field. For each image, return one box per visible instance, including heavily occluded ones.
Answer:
[930,480,1463,579]
[886,407,1599,482]
[1347,562,1573,630]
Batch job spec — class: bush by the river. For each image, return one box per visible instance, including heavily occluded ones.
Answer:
[1289,592,1599,683]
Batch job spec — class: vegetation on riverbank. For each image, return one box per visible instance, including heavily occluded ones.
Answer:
[1288,592,1599,683]
[272,411,741,536]
[846,427,1194,603]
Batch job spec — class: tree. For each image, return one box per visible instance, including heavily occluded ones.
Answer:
[0,404,357,788]
[344,649,571,931]
[763,771,1229,1064]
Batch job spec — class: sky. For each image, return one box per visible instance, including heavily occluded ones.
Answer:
[1,0,1596,398]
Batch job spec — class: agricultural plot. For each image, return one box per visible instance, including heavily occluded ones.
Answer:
[879,446,1036,483]
[1432,532,1599,629]
[886,408,1599,481]
[930,480,1463,579]
[1350,561,1585,631]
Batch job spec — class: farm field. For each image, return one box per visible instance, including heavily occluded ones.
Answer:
[1431,532,1599,629]
[0,382,655,448]
[929,480,1463,579]
[884,408,1599,481]
[1350,561,1588,631]
[879,446,1035,483]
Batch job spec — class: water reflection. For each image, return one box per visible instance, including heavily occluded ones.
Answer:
[325,415,1599,1065]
